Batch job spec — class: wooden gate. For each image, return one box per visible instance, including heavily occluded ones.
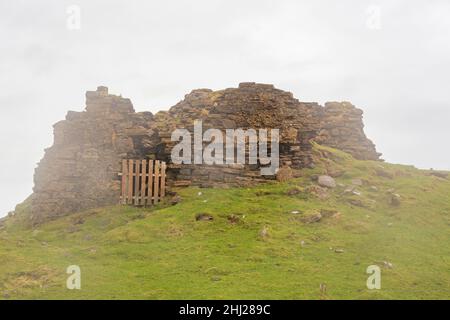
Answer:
[120,159,166,206]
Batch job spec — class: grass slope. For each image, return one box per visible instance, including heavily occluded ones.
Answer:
[0,145,449,300]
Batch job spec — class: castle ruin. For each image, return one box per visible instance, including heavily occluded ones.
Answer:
[31,83,380,224]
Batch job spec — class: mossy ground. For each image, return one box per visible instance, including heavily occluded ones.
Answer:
[1,145,449,300]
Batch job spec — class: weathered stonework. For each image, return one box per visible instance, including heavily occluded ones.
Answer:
[315,101,381,160]
[31,83,380,224]
[32,87,157,223]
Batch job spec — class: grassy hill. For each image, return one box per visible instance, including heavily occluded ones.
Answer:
[1,144,449,300]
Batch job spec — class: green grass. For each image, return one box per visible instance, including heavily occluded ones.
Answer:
[0,144,449,300]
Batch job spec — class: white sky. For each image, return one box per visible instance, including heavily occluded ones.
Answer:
[1,0,449,217]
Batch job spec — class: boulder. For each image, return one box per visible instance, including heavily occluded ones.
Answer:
[318,175,336,188]
[301,211,322,224]
[195,213,214,221]
[389,194,401,206]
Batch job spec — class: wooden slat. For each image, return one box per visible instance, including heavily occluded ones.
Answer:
[121,159,128,204]
[154,160,160,203]
[127,160,134,205]
[134,160,141,205]
[160,162,166,198]
[140,160,147,206]
[148,160,154,205]
[120,159,167,207]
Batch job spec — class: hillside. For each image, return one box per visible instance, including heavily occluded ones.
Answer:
[1,144,449,300]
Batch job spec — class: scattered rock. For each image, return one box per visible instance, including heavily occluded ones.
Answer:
[300,240,306,247]
[276,166,293,182]
[227,214,240,224]
[290,210,303,215]
[370,186,378,192]
[259,226,270,240]
[195,213,214,221]
[310,174,320,182]
[389,194,401,207]
[255,191,273,197]
[301,212,322,224]
[351,179,364,186]
[334,248,345,254]
[320,209,340,218]
[348,199,365,208]
[170,195,182,205]
[318,175,336,189]
[286,188,301,196]
[347,196,376,209]
[343,186,355,194]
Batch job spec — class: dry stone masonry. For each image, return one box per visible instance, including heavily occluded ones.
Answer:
[31,83,380,224]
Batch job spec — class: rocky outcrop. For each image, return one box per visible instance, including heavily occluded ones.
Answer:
[32,87,157,224]
[315,102,381,160]
[31,83,380,224]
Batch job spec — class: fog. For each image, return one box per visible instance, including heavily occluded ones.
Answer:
[1,0,449,216]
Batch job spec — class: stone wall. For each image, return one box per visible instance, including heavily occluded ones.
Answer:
[151,82,323,187]
[31,83,380,223]
[315,102,381,160]
[32,87,157,224]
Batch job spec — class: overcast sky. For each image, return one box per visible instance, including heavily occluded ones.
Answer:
[1,0,449,217]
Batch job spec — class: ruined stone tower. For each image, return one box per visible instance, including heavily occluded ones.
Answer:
[31,83,380,224]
